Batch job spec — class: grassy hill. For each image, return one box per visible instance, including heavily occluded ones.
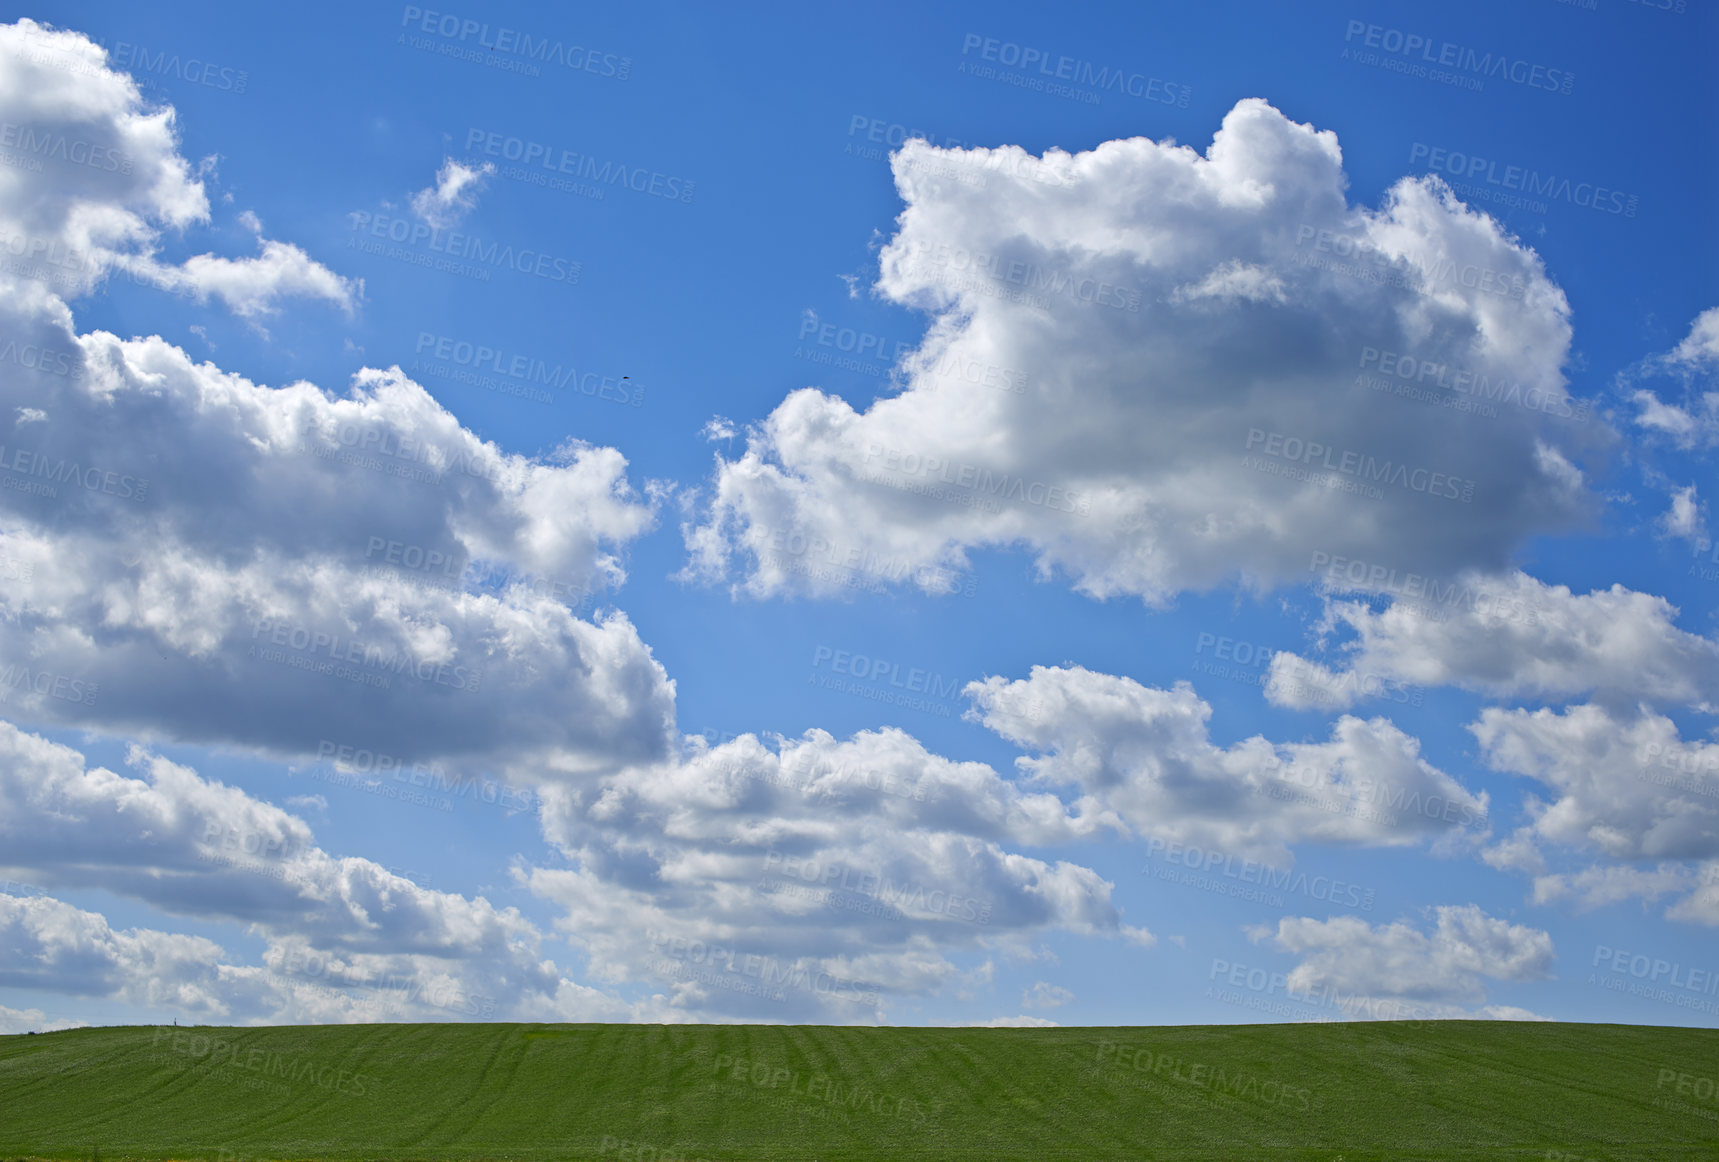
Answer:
[2,1020,1717,1160]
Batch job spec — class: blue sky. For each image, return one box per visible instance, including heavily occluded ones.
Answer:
[0,0,1715,1031]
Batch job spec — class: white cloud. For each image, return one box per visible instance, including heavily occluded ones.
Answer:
[1669,307,1719,370]
[0,29,647,780]
[1629,308,1719,449]
[127,238,361,320]
[513,663,1499,1020]
[0,21,356,319]
[1022,981,1073,1009]
[0,1002,86,1032]
[0,333,675,780]
[1656,483,1706,548]
[1480,827,1546,876]
[0,889,634,1025]
[1530,863,1693,911]
[1254,904,1554,1015]
[1665,865,1719,926]
[0,721,639,1023]
[522,723,1136,1021]
[411,158,495,230]
[967,665,1488,865]
[1169,258,1286,306]
[686,98,1598,605]
[1468,705,1719,926]
[0,893,236,1014]
[0,32,675,783]
[1265,573,1719,714]
[1471,703,1719,865]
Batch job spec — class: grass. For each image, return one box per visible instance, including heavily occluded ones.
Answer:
[2,1020,1717,1160]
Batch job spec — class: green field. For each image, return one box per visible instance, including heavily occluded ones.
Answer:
[2,1021,1716,1161]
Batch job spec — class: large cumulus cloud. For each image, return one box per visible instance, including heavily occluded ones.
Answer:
[520,667,1488,1020]
[1249,904,1554,1020]
[1265,573,1719,714]
[0,721,632,1023]
[523,723,1141,1022]
[0,19,357,317]
[1470,703,1719,925]
[0,20,675,782]
[967,665,1489,865]
[686,98,1600,605]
